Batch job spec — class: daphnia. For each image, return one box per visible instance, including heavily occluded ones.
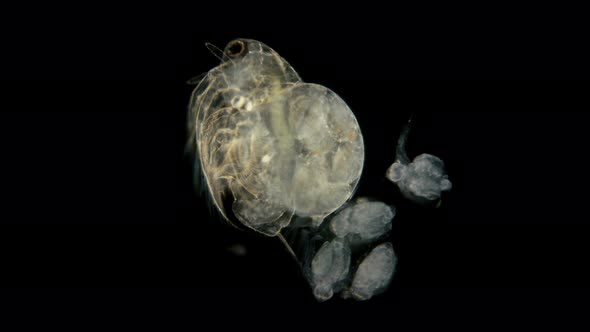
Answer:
[188,39,364,236]
[186,39,435,301]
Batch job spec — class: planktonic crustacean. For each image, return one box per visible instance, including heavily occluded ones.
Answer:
[386,118,452,205]
[187,39,411,302]
[187,39,364,237]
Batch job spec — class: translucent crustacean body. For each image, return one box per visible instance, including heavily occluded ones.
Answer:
[386,119,452,205]
[188,39,364,236]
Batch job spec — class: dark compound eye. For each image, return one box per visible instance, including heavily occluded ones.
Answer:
[226,40,247,58]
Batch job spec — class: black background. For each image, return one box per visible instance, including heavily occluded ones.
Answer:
[1,4,589,330]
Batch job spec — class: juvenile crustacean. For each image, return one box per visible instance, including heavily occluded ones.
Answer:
[386,118,452,206]
[188,39,365,237]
